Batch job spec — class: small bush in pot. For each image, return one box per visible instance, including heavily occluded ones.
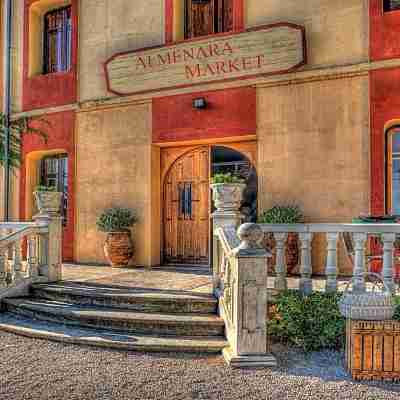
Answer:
[97,207,138,268]
[258,205,303,275]
[33,184,63,215]
[210,172,245,184]
[210,173,246,213]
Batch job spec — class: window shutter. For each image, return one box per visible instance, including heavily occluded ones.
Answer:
[185,0,215,39]
[222,0,233,32]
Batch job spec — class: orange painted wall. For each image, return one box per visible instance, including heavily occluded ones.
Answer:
[20,111,75,261]
[370,0,400,61]
[152,87,256,143]
[22,0,78,111]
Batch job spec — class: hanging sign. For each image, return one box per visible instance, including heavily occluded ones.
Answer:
[104,23,306,96]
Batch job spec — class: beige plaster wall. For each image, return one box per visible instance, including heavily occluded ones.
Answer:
[75,102,161,266]
[246,0,368,68]
[78,0,164,102]
[257,75,370,274]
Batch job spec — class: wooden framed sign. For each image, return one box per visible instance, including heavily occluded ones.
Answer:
[104,23,306,96]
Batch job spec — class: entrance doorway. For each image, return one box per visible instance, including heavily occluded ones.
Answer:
[162,142,257,266]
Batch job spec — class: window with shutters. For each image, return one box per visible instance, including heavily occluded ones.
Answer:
[184,0,234,39]
[384,0,400,12]
[43,6,72,74]
[39,154,69,225]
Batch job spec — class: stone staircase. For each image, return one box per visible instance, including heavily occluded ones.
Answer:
[0,281,228,353]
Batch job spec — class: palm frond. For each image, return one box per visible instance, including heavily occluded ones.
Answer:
[0,112,50,169]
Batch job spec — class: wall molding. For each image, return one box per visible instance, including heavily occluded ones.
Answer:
[12,57,400,117]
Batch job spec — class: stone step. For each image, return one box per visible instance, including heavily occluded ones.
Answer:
[0,313,228,353]
[4,298,225,337]
[31,282,218,314]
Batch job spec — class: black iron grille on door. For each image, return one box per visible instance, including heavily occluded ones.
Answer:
[178,182,193,220]
[43,6,72,74]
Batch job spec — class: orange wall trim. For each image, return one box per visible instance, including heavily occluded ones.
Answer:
[23,0,78,111]
[20,111,75,261]
[152,87,256,143]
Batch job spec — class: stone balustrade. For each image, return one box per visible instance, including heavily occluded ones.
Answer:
[212,219,400,366]
[259,223,400,295]
[0,198,63,298]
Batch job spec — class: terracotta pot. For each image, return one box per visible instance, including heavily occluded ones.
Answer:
[103,231,134,268]
[210,183,246,212]
[34,191,63,214]
[262,232,299,276]
[286,233,299,274]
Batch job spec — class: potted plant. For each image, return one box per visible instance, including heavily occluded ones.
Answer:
[258,205,304,275]
[33,185,63,215]
[210,173,246,212]
[96,207,138,268]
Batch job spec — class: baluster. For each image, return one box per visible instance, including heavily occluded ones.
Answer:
[325,232,339,293]
[12,239,23,282]
[274,233,288,291]
[352,233,367,293]
[0,247,7,287]
[299,232,313,295]
[382,233,396,293]
[27,235,39,278]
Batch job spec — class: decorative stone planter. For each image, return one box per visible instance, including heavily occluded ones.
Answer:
[210,183,246,212]
[34,191,63,215]
[104,231,134,268]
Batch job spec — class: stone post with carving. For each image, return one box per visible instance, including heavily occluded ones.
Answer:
[223,223,277,368]
[211,183,245,294]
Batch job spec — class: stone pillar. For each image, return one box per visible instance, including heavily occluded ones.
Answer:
[33,192,63,282]
[325,232,339,293]
[222,223,276,368]
[382,233,396,293]
[352,233,367,293]
[274,233,288,291]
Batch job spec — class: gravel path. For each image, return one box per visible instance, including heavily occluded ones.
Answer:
[0,332,399,400]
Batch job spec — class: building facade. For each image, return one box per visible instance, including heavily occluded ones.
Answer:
[0,0,399,274]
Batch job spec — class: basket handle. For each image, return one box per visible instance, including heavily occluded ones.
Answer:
[342,272,392,295]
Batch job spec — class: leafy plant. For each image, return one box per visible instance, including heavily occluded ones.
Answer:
[259,205,303,224]
[394,296,400,321]
[35,185,57,192]
[268,290,345,352]
[210,172,245,184]
[97,207,138,232]
[0,112,49,169]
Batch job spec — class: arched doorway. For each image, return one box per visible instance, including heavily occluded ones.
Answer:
[162,143,257,266]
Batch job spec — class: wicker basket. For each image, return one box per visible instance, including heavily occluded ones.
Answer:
[339,273,395,321]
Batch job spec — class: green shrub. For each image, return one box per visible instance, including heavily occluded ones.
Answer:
[35,185,56,192]
[394,296,400,321]
[269,290,345,352]
[210,173,245,184]
[259,205,303,224]
[97,207,138,232]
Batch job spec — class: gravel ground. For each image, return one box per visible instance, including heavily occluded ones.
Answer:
[0,332,399,400]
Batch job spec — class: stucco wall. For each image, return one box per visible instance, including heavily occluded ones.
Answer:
[75,102,159,266]
[78,0,164,102]
[246,0,368,68]
[257,75,370,274]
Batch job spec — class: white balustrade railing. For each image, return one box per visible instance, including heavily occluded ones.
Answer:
[0,205,63,296]
[259,223,400,295]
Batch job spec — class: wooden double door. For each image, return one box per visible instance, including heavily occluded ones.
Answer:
[163,146,210,265]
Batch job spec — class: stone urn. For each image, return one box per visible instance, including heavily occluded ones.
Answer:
[103,231,134,268]
[210,183,246,212]
[34,191,63,215]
